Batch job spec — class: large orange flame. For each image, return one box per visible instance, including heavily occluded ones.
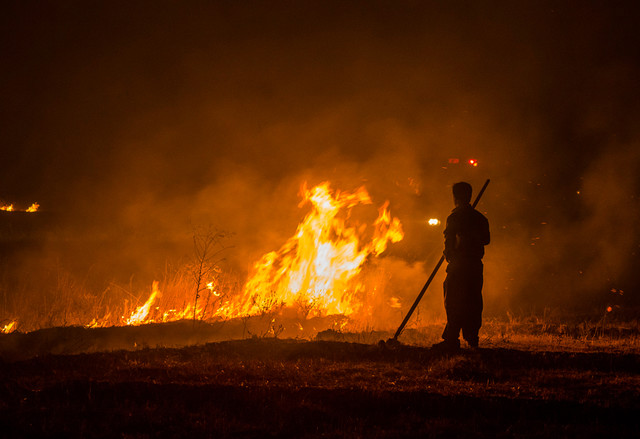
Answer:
[215,182,403,319]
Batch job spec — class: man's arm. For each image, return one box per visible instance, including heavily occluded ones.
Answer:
[481,215,490,246]
[443,215,457,262]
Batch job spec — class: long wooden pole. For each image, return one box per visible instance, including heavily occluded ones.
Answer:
[392,179,490,341]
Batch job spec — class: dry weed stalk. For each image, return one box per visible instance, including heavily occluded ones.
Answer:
[190,227,232,322]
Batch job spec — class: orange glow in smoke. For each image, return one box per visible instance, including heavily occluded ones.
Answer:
[389,297,402,309]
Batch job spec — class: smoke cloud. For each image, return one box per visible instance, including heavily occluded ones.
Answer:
[1,1,639,325]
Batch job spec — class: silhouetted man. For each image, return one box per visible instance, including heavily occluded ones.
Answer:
[435,182,490,349]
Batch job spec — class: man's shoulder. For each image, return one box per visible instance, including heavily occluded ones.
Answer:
[448,204,475,217]
[448,205,487,224]
[472,208,488,221]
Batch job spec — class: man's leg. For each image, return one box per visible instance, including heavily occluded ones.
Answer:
[441,274,463,347]
[461,266,483,347]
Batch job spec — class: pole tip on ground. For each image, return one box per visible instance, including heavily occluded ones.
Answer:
[378,337,402,349]
[386,337,402,348]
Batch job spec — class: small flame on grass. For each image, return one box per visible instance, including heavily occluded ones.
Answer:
[126,281,161,325]
[0,204,14,212]
[2,321,17,334]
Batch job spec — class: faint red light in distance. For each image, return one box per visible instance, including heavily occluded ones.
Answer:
[468,159,478,167]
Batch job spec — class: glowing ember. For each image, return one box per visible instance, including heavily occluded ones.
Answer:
[216,182,404,319]
[427,218,440,226]
[206,281,220,296]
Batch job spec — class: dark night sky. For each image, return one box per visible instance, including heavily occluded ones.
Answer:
[1,1,639,312]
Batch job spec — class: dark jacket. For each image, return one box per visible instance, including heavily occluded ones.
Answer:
[443,203,490,271]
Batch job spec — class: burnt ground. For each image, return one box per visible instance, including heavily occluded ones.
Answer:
[1,333,639,438]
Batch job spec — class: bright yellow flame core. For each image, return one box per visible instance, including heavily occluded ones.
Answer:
[216,182,404,319]
[126,281,161,325]
[0,204,14,212]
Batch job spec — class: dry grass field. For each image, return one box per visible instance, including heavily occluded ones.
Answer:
[1,317,639,438]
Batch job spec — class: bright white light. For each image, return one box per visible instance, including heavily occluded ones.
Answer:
[428,218,440,226]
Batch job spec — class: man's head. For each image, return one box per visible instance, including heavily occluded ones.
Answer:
[452,182,472,205]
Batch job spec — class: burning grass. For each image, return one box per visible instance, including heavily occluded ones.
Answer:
[1,182,405,334]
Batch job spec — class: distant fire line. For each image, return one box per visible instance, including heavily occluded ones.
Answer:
[1,202,39,212]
